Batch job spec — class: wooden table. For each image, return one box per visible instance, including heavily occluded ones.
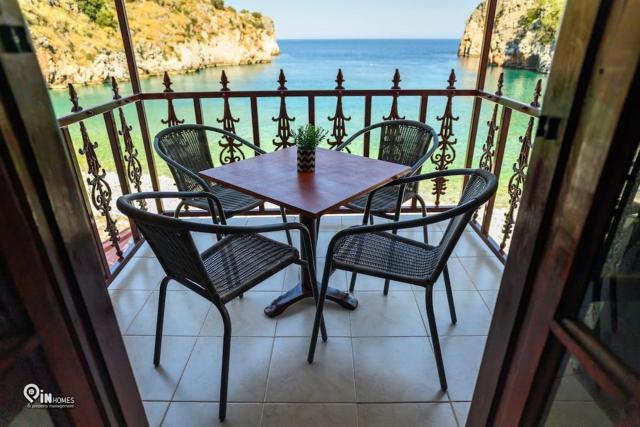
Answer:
[199,147,411,317]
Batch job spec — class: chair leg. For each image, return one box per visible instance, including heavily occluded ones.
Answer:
[304,262,327,341]
[383,280,391,295]
[153,277,170,366]
[425,289,447,391]
[217,304,232,421]
[415,194,429,244]
[348,211,373,293]
[443,265,457,324]
[308,268,331,363]
[384,198,403,296]
[280,207,293,246]
[349,272,358,293]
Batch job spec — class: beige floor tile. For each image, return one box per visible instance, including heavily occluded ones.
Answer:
[250,266,299,292]
[544,401,614,427]
[479,290,498,314]
[143,401,169,427]
[316,231,341,259]
[127,290,210,336]
[261,404,357,427]
[163,402,261,427]
[275,298,350,337]
[174,337,272,402]
[124,335,195,401]
[452,402,471,426]
[315,259,349,291]
[200,292,279,337]
[429,218,450,232]
[440,336,486,401]
[341,214,368,228]
[353,337,447,402]
[357,403,457,427]
[554,374,594,401]
[458,256,504,290]
[453,233,494,257]
[246,215,295,226]
[413,290,492,336]
[350,292,426,337]
[430,258,477,291]
[191,230,219,253]
[225,216,250,226]
[318,214,346,231]
[266,337,355,402]
[109,257,165,291]
[109,290,153,332]
[9,407,54,426]
[349,273,412,293]
[133,241,156,258]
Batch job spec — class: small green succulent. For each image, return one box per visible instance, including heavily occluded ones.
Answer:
[294,124,329,150]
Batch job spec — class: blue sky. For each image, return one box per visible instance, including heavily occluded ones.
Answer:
[226,0,481,39]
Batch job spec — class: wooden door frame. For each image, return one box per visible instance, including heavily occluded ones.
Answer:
[0,0,147,424]
[469,0,640,424]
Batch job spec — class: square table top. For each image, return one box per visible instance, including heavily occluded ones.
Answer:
[199,147,411,217]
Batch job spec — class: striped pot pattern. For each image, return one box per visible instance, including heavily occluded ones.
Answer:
[297,148,316,172]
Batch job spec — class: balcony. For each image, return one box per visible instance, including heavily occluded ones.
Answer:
[109,213,503,426]
[57,60,537,427]
[58,67,541,280]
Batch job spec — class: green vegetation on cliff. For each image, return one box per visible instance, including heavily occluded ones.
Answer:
[519,0,564,46]
[20,0,279,87]
[459,0,563,73]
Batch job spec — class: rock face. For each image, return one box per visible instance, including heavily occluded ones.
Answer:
[19,0,280,87]
[458,0,563,73]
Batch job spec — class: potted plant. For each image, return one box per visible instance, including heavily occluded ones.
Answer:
[294,124,328,173]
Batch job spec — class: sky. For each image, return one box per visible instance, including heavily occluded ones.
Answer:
[226,0,481,39]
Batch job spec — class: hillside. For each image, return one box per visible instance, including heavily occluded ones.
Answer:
[458,0,563,73]
[19,0,279,87]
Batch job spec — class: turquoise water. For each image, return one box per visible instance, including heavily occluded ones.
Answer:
[49,39,546,207]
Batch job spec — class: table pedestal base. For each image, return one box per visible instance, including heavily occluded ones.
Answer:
[264,282,358,318]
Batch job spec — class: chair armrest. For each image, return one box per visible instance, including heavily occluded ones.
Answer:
[335,168,498,255]
[119,191,314,250]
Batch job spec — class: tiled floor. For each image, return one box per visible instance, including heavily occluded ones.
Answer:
[109,214,504,426]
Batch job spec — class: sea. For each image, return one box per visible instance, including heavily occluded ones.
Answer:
[48,39,546,209]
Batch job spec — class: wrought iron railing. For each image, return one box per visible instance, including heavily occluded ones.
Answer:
[56,68,542,283]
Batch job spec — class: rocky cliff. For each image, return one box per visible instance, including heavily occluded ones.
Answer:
[458,0,563,73]
[19,0,279,87]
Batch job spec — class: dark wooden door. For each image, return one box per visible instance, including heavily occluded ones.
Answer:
[469,0,640,425]
[0,0,147,424]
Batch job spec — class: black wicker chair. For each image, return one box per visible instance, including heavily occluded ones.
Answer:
[116,191,326,421]
[333,120,439,294]
[154,124,292,245]
[307,169,497,391]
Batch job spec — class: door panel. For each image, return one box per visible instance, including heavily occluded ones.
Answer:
[470,0,640,424]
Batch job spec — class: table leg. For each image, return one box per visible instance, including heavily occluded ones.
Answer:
[264,213,358,318]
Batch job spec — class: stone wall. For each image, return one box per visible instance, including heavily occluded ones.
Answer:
[459,0,563,73]
[19,0,279,87]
